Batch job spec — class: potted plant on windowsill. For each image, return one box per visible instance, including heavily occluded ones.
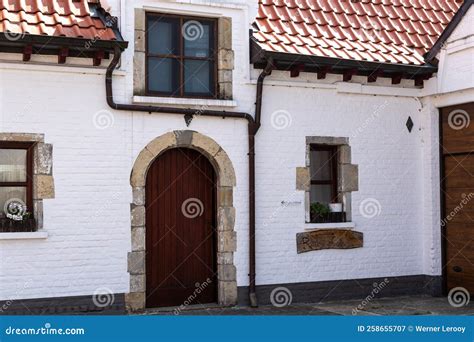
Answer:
[310,202,331,223]
[0,200,36,232]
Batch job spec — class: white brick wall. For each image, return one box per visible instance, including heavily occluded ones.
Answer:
[0,0,472,301]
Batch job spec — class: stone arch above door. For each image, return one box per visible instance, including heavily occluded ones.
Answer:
[126,131,237,312]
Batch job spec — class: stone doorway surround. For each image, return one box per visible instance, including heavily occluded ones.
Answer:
[126,131,237,312]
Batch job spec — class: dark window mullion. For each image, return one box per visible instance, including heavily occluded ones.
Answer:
[179,17,184,97]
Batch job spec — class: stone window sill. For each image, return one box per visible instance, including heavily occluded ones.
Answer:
[0,230,48,240]
[133,96,237,108]
[304,222,355,231]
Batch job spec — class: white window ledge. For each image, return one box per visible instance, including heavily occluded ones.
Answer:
[304,222,355,231]
[133,96,237,108]
[0,230,48,240]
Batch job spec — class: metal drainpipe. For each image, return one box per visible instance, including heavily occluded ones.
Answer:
[248,60,273,307]
[106,47,271,307]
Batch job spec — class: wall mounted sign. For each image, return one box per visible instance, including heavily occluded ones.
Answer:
[296,229,363,254]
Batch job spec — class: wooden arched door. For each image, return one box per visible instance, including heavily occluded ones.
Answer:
[145,148,217,308]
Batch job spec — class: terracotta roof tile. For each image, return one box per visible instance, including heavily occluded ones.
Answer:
[0,0,117,41]
[254,0,464,65]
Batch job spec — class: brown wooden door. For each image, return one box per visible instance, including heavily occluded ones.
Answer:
[146,148,217,308]
[441,103,474,294]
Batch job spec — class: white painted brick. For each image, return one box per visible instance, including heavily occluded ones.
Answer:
[0,0,472,301]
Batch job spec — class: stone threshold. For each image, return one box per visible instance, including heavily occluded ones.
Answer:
[142,303,225,314]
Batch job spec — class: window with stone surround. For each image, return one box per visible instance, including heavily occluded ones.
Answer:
[0,134,55,233]
[135,9,233,100]
[296,136,359,224]
[146,13,217,97]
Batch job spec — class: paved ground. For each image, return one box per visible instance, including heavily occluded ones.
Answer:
[143,295,474,316]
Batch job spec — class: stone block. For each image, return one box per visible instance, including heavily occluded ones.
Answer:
[125,292,145,312]
[340,164,359,192]
[174,130,193,146]
[130,148,154,187]
[218,264,236,281]
[132,187,145,206]
[218,17,232,50]
[217,252,233,265]
[339,145,351,164]
[214,149,236,187]
[218,281,237,306]
[218,70,233,83]
[33,175,55,199]
[131,205,145,227]
[296,167,310,191]
[146,132,176,156]
[134,29,145,52]
[217,207,235,231]
[218,187,233,207]
[134,8,145,31]
[218,231,237,252]
[127,251,145,275]
[133,52,146,95]
[218,49,234,70]
[130,274,145,293]
[131,227,145,251]
[191,133,221,156]
[34,143,53,175]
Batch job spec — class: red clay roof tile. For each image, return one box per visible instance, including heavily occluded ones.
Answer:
[254,0,463,65]
[0,0,117,41]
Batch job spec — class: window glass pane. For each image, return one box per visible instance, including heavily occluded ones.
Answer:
[184,60,213,95]
[0,149,27,182]
[310,184,333,204]
[0,187,27,218]
[148,17,180,55]
[310,150,334,181]
[183,21,212,58]
[147,58,179,94]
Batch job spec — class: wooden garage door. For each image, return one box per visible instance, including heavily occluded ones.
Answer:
[145,148,217,308]
[441,103,474,294]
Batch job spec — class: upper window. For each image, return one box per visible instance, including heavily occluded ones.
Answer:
[0,142,33,220]
[146,14,217,98]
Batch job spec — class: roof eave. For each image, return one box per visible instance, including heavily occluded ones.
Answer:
[251,37,437,84]
[0,33,128,52]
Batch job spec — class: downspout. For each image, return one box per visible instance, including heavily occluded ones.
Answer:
[248,60,273,307]
[106,47,272,307]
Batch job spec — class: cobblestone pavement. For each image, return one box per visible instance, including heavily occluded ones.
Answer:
[143,295,474,316]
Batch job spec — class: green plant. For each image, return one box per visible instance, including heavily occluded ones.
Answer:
[310,202,330,217]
